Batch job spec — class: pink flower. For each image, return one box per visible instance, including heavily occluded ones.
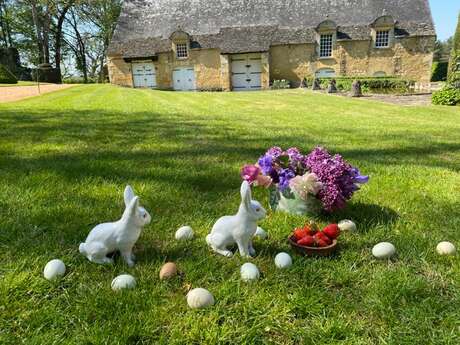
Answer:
[255,174,273,188]
[289,173,323,201]
[241,165,260,184]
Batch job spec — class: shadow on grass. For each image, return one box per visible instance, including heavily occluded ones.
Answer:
[0,105,457,259]
[321,203,400,232]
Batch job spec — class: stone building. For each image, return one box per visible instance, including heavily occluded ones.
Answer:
[107,0,436,91]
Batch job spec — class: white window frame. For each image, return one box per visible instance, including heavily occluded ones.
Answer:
[375,30,390,48]
[319,34,333,58]
[176,43,188,59]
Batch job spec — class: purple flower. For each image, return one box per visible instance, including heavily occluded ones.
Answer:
[350,168,369,184]
[305,147,368,212]
[267,146,283,158]
[241,165,260,184]
[258,154,273,175]
[278,168,296,192]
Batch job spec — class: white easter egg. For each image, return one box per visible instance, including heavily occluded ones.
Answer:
[111,274,136,291]
[274,252,292,269]
[43,259,66,280]
[240,262,260,282]
[338,219,357,232]
[187,288,214,309]
[436,241,456,256]
[175,226,194,241]
[372,242,396,259]
[254,227,268,239]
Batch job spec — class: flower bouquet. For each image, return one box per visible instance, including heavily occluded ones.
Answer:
[241,147,369,215]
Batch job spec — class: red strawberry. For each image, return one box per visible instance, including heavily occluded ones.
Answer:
[298,235,315,247]
[293,227,308,241]
[302,225,317,236]
[323,224,340,239]
[315,238,329,247]
[314,231,332,245]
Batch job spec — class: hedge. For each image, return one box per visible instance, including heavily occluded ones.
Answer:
[432,87,460,106]
[431,61,449,82]
[0,64,18,84]
[304,76,414,93]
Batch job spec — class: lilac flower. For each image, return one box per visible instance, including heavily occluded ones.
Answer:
[278,168,296,192]
[258,154,273,175]
[267,146,283,158]
[305,147,367,212]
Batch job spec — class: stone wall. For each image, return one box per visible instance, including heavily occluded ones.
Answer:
[269,36,434,86]
[107,57,133,87]
[108,35,435,90]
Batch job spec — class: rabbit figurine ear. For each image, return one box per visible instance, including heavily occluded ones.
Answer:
[122,196,139,220]
[129,196,140,216]
[124,185,136,206]
[240,181,252,210]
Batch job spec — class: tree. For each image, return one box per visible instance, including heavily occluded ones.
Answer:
[447,12,460,87]
[0,0,14,47]
[53,0,75,76]
[78,0,121,81]
[433,37,453,62]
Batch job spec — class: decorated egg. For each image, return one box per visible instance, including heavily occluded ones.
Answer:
[338,219,357,232]
[43,259,66,280]
[240,262,260,282]
[187,288,214,309]
[175,226,194,241]
[274,252,292,269]
[372,242,396,259]
[254,227,268,239]
[436,241,456,256]
[111,274,136,291]
[159,262,178,280]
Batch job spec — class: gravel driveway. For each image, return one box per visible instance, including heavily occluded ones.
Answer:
[0,84,75,103]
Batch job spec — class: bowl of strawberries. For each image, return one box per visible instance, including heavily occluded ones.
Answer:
[289,222,340,256]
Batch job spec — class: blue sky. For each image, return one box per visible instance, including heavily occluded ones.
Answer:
[429,0,459,41]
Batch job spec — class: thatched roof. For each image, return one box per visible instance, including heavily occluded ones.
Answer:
[108,0,435,57]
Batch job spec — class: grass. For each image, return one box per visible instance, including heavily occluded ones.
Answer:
[0,81,52,87]
[0,85,459,344]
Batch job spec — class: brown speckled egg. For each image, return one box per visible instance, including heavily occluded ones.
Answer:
[159,262,178,280]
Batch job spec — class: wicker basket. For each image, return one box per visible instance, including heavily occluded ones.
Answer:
[288,235,338,256]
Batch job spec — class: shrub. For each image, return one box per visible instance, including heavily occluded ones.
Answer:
[304,76,413,93]
[271,79,290,89]
[62,76,98,84]
[432,87,460,106]
[447,13,460,86]
[431,61,449,82]
[0,64,18,84]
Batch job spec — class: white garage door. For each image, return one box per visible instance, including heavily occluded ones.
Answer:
[173,67,195,91]
[132,62,156,88]
[231,54,262,91]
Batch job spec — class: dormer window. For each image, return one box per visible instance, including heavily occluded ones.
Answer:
[176,43,188,59]
[319,34,333,58]
[371,16,395,49]
[375,30,390,48]
[315,20,337,59]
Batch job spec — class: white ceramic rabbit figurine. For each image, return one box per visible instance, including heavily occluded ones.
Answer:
[206,181,266,258]
[79,185,151,267]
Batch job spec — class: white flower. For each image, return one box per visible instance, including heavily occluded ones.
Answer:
[289,173,323,201]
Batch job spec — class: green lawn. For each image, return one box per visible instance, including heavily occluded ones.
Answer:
[1,85,459,344]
